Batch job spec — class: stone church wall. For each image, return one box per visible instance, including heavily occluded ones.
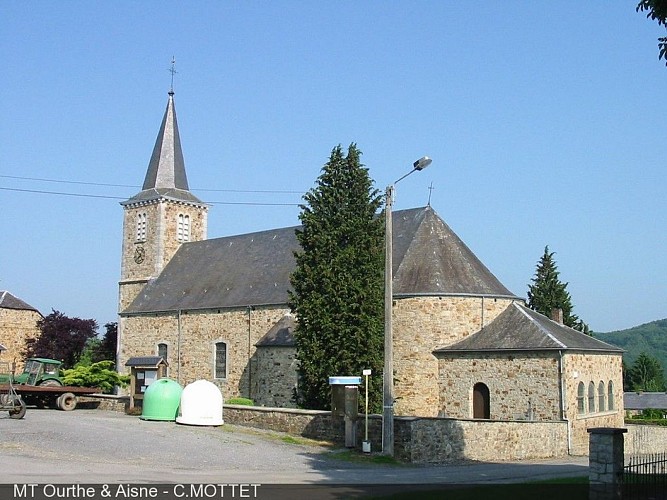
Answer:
[392,296,517,416]
[563,352,624,455]
[253,346,298,408]
[0,307,42,373]
[119,305,290,401]
[436,351,562,420]
[222,405,569,463]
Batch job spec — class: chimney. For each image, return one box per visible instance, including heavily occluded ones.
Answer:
[551,308,564,325]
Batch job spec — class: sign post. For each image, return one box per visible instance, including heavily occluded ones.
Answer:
[362,369,371,453]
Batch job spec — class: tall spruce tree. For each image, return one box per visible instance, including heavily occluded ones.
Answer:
[289,144,385,411]
[527,246,590,334]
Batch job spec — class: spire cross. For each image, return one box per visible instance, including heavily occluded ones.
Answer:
[427,182,435,206]
[168,57,178,94]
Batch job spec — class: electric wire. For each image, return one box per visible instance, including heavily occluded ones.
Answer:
[0,174,302,194]
[0,186,301,206]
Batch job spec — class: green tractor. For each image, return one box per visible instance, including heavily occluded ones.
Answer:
[0,358,64,386]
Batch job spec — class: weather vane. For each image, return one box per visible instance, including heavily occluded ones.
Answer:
[168,56,178,94]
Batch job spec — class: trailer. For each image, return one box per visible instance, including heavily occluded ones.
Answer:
[0,359,99,411]
[0,384,100,411]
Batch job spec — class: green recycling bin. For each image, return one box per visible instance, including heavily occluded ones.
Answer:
[140,378,183,421]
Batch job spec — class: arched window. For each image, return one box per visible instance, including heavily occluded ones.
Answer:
[136,213,147,241]
[157,343,168,361]
[588,381,596,413]
[608,381,614,410]
[214,341,227,379]
[157,343,168,376]
[577,382,585,414]
[177,214,191,242]
[598,381,605,412]
[472,382,490,419]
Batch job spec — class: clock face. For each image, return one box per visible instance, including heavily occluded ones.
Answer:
[134,245,145,264]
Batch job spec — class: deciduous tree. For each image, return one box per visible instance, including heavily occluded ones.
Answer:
[24,310,97,368]
[626,352,666,392]
[637,0,667,65]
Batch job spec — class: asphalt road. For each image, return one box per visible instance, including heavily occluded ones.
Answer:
[0,408,590,498]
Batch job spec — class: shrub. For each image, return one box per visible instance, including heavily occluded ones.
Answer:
[62,360,130,394]
[226,397,254,406]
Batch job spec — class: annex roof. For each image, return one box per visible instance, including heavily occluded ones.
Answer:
[0,291,40,314]
[121,92,204,207]
[256,314,295,347]
[123,206,518,314]
[624,392,667,410]
[435,302,624,354]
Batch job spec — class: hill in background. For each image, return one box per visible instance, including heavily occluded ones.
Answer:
[595,319,667,377]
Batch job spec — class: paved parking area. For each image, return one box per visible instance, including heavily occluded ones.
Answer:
[0,408,589,490]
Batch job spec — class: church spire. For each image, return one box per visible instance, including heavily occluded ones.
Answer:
[142,91,189,191]
[122,88,204,206]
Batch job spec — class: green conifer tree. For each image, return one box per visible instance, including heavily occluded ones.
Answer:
[289,144,385,411]
[527,246,590,334]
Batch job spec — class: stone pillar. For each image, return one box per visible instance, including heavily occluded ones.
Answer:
[588,427,627,500]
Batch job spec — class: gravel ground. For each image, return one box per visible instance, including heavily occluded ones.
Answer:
[0,408,589,489]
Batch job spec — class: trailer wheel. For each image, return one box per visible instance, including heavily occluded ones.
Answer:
[56,392,77,411]
[9,398,26,419]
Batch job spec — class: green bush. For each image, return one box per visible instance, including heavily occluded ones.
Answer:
[226,397,254,406]
[641,408,667,419]
[62,360,130,394]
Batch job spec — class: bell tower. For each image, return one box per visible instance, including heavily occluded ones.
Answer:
[118,89,208,313]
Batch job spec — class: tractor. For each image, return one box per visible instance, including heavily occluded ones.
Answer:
[0,357,64,386]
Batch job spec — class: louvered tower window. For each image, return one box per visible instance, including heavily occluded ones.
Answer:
[177,214,190,242]
[136,213,147,241]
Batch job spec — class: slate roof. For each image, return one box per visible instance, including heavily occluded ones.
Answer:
[256,314,295,347]
[125,356,168,367]
[392,207,516,297]
[435,302,624,354]
[0,291,40,313]
[123,206,519,314]
[121,92,204,207]
[624,392,667,410]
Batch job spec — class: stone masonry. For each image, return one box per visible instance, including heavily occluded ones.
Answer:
[392,295,515,416]
[119,305,291,401]
[0,305,42,373]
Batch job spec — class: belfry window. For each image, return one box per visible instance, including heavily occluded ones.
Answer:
[177,214,190,242]
[136,213,147,242]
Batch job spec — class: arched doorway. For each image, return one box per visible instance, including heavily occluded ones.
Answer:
[473,382,490,419]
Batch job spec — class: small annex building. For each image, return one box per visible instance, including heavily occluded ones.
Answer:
[118,90,625,456]
[0,291,43,371]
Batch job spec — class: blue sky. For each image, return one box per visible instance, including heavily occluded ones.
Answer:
[1,2,665,333]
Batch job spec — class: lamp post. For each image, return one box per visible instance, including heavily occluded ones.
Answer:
[382,156,432,457]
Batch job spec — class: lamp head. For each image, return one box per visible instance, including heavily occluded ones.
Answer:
[413,156,432,171]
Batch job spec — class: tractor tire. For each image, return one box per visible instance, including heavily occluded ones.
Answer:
[56,392,77,411]
[8,397,26,419]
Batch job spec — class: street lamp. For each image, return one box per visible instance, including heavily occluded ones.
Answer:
[382,156,432,457]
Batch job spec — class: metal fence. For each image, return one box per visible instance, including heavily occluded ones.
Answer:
[624,452,667,499]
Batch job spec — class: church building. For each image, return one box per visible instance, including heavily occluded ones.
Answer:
[118,90,624,455]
